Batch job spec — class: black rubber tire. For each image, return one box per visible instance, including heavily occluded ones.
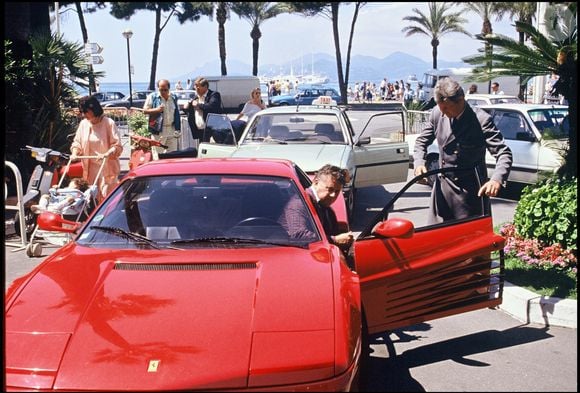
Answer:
[14,209,37,240]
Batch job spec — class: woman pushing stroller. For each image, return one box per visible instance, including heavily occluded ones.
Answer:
[70,95,122,202]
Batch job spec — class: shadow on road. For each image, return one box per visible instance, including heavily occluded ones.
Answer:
[357,323,553,392]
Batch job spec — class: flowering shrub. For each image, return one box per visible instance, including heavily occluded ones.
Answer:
[500,222,577,273]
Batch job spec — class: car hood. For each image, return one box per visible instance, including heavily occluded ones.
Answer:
[5,244,336,390]
[233,144,349,173]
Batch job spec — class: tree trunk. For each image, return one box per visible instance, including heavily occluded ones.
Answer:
[149,9,162,90]
[75,2,96,94]
[217,3,227,76]
[250,25,261,77]
[344,3,361,100]
[331,4,346,104]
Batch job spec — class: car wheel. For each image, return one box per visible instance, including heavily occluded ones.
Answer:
[279,102,289,106]
[425,154,439,188]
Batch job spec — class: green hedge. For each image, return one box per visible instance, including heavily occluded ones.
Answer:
[513,176,577,251]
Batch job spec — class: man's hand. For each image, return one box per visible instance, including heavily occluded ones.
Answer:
[414,165,427,177]
[333,231,354,246]
[478,179,501,197]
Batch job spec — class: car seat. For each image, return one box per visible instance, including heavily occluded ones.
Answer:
[268,125,290,140]
[314,123,343,142]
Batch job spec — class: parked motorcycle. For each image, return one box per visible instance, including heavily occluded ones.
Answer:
[15,146,83,238]
[129,134,169,170]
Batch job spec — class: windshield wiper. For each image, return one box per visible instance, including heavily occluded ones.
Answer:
[171,236,307,249]
[90,225,182,250]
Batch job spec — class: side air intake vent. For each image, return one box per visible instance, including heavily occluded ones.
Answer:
[114,263,257,271]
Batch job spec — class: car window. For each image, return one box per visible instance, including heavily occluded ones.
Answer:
[467,99,486,107]
[244,113,345,144]
[528,108,569,139]
[78,175,321,248]
[492,111,530,140]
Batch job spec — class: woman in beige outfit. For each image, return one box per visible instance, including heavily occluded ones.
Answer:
[71,95,123,202]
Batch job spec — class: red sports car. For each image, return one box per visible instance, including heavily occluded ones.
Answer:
[5,158,505,391]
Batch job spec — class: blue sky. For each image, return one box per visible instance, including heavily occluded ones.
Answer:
[56,2,524,83]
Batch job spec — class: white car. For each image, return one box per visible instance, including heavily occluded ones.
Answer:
[196,101,410,217]
[465,93,522,108]
[410,103,569,185]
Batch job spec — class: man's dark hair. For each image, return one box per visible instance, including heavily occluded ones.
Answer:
[315,164,351,186]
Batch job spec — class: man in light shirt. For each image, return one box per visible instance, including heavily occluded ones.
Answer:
[143,79,181,152]
[183,77,223,143]
[491,82,504,95]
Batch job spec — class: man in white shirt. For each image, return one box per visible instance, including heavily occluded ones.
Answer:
[143,79,181,152]
[183,77,223,143]
[491,82,504,95]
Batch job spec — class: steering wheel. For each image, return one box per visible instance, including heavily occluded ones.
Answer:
[234,217,281,227]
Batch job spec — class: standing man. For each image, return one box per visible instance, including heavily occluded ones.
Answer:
[413,77,512,224]
[183,77,223,143]
[143,79,181,153]
[491,81,504,95]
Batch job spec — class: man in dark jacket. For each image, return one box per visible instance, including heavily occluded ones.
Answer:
[413,77,513,224]
[183,77,223,142]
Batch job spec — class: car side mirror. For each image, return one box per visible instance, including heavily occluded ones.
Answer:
[371,218,414,239]
[516,132,535,142]
[355,136,371,146]
[37,212,80,233]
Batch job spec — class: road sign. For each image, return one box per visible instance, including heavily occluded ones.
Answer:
[87,55,104,65]
[84,42,103,55]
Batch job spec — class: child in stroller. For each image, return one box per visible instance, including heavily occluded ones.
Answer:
[31,177,94,216]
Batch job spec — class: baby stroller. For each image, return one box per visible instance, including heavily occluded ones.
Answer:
[25,155,106,257]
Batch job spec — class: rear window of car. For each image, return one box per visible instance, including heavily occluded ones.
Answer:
[528,108,569,139]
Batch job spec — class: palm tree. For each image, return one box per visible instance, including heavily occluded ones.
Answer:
[401,2,470,70]
[110,2,213,91]
[230,2,292,76]
[215,2,233,76]
[488,2,537,98]
[462,13,577,177]
[287,2,365,105]
[458,3,504,93]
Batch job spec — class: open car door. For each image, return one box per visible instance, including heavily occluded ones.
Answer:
[353,166,505,334]
[353,111,409,188]
[197,114,238,158]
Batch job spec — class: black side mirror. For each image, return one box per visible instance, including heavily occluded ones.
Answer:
[516,132,535,142]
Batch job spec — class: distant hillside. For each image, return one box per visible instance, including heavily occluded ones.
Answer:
[175,51,467,85]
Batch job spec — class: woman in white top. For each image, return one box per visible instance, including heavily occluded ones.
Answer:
[231,88,266,141]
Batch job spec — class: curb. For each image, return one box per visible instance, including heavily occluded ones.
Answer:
[500,281,577,328]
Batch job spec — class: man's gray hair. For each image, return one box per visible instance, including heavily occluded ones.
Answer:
[434,77,464,103]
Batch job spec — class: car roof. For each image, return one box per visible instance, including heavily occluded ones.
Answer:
[466,94,520,100]
[130,157,299,178]
[257,104,343,115]
[478,103,568,111]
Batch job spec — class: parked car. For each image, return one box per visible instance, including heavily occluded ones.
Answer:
[101,90,153,109]
[5,157,505,391]
[198,100,410,218]
[465,93,522,108]
[174,89,197,113]
[269,85,341,106]
[407,103,569,185]
[92,91,125,102]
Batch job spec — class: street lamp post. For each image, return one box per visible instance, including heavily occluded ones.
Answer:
[122,28,133,108]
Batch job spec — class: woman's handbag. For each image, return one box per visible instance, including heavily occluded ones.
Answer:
[148,112,163,135]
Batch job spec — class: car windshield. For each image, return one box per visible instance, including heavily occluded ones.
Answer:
[528,108,569,139]
[243,113,345,144]
[77,174,320,249]
[490,97,521,104]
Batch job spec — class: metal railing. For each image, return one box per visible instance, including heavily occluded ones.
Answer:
[5,161,28,249]
[405,109,431,135]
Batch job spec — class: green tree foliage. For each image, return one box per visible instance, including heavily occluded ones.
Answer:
[401,2,470,70]
[462,3,577,178]
[109,2,213,90]
[28,32,103,150]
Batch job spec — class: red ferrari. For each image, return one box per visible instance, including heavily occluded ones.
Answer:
[5,158,505,391]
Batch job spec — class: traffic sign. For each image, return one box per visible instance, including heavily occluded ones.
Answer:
[87,55,104,65]
[84,42,103,55]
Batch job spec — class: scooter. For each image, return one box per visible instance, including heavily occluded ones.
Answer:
[129,134,168,170]
[15,145,83,238]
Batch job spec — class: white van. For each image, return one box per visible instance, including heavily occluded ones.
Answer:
[204,76,260,113]
[420,68,520,102]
